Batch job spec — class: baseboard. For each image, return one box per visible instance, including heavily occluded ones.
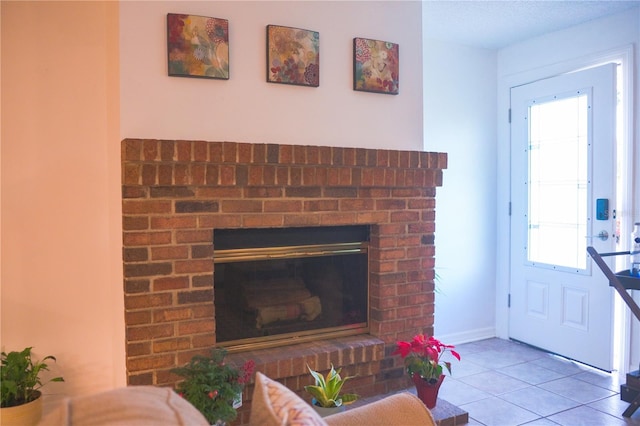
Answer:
[436,327,496,346]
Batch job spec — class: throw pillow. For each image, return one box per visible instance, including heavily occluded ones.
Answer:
[250,372,328,426]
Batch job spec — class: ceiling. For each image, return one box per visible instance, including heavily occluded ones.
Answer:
[423,0,640,50]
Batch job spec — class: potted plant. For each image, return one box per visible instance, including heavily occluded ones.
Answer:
[304,364,358,417]
[1,347,64,426]
[393,334,460,408]
[171,348,254,425]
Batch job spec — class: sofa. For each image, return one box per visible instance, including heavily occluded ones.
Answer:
[39,372,436,426]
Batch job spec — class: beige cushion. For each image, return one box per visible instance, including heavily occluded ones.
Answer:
[39,386,208,426]
[325,392,436,426]
[249,372,327,426]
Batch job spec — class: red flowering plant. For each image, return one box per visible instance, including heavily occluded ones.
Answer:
[171,348,254,424]
[393,334,461,384]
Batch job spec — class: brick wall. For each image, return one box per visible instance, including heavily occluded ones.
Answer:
[121,139,447,423]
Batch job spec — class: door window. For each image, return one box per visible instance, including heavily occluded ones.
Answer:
[527,92,590,271]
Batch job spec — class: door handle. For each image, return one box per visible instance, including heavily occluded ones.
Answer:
[585,231,609,241]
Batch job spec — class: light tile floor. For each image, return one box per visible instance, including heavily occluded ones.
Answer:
[437,338,640,425]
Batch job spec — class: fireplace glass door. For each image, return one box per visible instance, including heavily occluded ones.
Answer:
[213,226,369,350]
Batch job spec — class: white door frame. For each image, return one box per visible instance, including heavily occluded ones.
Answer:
[496,45,635,374]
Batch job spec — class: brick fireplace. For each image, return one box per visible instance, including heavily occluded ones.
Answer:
[121,139,447,423]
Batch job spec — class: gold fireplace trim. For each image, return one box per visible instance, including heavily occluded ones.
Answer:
[222,323,369,353]
[213,242,368,263]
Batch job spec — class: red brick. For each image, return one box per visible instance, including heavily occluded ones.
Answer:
[123,165,141,185]
[390,211,420,223]
[128,342,152,357]
[153,337,191,353]
[339,199,373,211]
[220,165,235,185]
[319,146,331,164]
[290,167,302,186]
[158,165,173,185]
[123,216,149,231]
[377,199,407,210]
[126,310,152,326]
[192,304,214,318]
[221,200,262,213]
[206,164,219,185]
[176,141,191,161]
[125,293,173,309]
[150,216,197,229]
[178,319,215,335]
[398,259,420,271]
[154,307,192,322]
[126,324,174,342]
[379,248,405,261]
[176,230,212,244]
[210,142,223,162]
[304,200,338,212]
[319,213,356,225]
[223,142,238,163]
[263,165,276,184]
[197,187,242,198]
[192,334,216,348]
[293,145,307,164]
[123,231,172,246]
[175,260,213,274]
[153,276,190,291]
[192,245,213,259]
[284,214,320,226]
[301,167,318,186]
[356,211,389,224]
[122,200,172,214]
[246,187,282,198]
[127,354,175,372]
[264,200,301,213]
[194,141,208,161]
[192,275,213,288]
[276,167,289,185]
[243,214,284,228]
[406,246,429,259]
[200,215,242,228]
[248,165,264,185]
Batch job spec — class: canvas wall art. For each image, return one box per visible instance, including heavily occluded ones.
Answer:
[267,25,320,87]
[353,37,399,95]
[167,13,229,79]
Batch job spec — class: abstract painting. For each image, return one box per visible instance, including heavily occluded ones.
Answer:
[353,37,399,95]
[267,25,319,87]
[167,13,229,79]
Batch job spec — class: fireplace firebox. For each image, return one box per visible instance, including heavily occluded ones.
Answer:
[214,226,369,350]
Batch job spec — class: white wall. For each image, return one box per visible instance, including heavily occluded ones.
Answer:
[495,8,640,371]
[120,1,424,150]
[423,38,498,343]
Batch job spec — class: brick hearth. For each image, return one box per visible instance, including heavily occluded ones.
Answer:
[121,139,447,423]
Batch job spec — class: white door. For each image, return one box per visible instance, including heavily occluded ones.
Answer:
[509,64,617,371]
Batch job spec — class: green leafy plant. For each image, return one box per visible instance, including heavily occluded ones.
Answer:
[171,348,254,425]
[393,334,460,383]
[1,347,64,408]
[304,364,358,408]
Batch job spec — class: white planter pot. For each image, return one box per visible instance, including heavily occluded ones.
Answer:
[310,400,346,418]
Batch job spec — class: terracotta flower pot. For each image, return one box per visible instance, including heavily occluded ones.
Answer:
[411,374,445,409]
[0,391,43,426]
